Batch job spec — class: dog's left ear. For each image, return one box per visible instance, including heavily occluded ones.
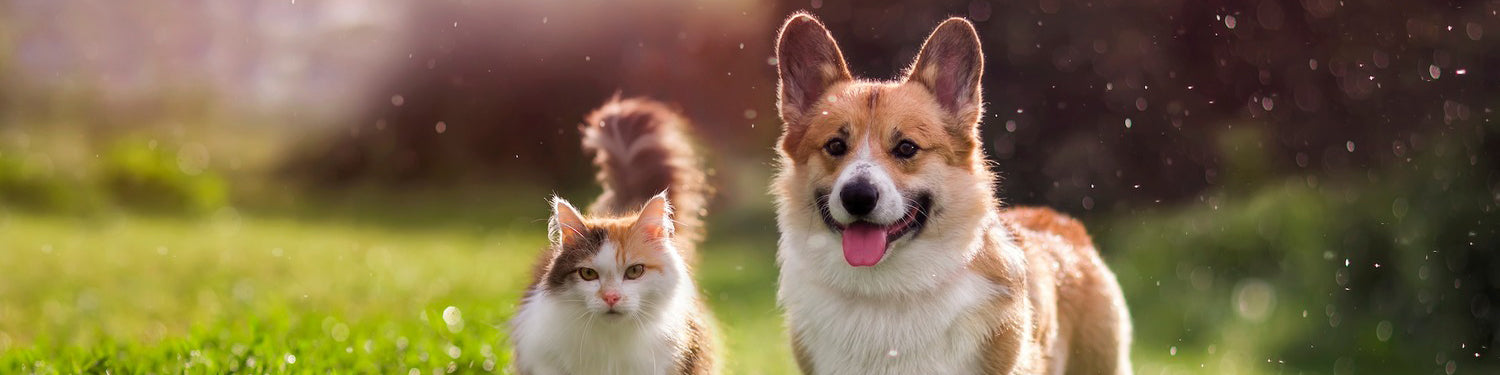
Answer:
[906,18,984,126]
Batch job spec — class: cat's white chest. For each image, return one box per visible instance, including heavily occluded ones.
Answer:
[511,296,679,375]
[781,271,997,375]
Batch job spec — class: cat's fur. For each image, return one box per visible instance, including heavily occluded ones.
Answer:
[510,97,718,375]
[770,13,1133,375]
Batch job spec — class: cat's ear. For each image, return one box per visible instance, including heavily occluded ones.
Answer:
[776,12,851,152]
[549,197,588,248]
[905,17,984,126]
[632,192,674,241]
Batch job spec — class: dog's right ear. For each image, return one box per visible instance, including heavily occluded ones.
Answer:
[776,12,851,152]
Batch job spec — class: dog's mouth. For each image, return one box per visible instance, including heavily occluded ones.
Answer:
[816,192,932,267]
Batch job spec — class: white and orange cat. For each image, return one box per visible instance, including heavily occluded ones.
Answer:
[510,97,718,375]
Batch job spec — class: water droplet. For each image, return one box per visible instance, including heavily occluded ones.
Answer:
[1234,279,1276,321]
[391,95,405,106]
[1005,120,1017,132]
[177,143,211,176]
[1346,141,1355,152]
[1261,97,1275,111]
[331,323,350,342]
[443,306,465,333]
[1170,346,1178,356]
[284,354,296,364]
[1429,65,1442,79]
[1224,15,1237,29]
[435,122,447,134]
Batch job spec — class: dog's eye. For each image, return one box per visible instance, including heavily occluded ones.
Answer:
[893,140,920,159]
[624,264,646,280]
[578,268,599,281]
[824,139,848,156]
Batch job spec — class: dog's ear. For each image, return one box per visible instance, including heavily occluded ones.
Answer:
[906,18,984,127]
[776,12,851,152]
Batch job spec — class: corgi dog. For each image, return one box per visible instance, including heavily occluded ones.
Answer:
[510,97,718,375]
[770,13,1132,375]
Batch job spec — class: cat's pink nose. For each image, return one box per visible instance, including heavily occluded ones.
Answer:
[601,291,621,306]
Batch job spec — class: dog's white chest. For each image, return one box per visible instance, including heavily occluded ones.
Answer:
[782,272,996,375]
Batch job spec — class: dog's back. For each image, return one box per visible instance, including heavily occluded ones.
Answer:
[1002,207,1132,375]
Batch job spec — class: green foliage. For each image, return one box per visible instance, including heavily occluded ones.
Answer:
[100,139,227,214]
[1102,134,1499,374]
[0,151,96,212]
[0,138,230,215]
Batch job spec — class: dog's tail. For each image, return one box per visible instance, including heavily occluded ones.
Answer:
[581,96,710,257]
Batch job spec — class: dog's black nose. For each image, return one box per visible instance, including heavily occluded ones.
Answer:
[840,181,879,217]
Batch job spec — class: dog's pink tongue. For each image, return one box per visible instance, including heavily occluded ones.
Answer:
[841,223,888,267]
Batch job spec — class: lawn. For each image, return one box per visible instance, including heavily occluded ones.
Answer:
[0,182,1423,374]
[0,194,797,374]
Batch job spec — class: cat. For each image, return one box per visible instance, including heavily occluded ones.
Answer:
[509,96,719,375]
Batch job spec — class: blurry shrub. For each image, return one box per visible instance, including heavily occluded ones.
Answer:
[100,139,227,214]
[0,151,97,212]
[1103,132,1498,373]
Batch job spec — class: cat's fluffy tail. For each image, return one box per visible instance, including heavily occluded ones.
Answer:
[580,95,710,256]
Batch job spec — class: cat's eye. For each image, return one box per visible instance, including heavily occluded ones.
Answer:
[893,140,919,159]
[578,267,599,281]
[824,138,848,156]
[624,264,646,280]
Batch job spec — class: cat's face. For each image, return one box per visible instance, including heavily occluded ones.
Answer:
[542,195,684,319]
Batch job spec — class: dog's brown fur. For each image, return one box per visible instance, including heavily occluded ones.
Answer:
[772,12,1131,375]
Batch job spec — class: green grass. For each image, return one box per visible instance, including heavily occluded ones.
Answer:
[7,180,1451,374]
[0,203,797,374]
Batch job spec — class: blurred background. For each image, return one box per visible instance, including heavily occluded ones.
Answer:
[1,0,1497,373]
